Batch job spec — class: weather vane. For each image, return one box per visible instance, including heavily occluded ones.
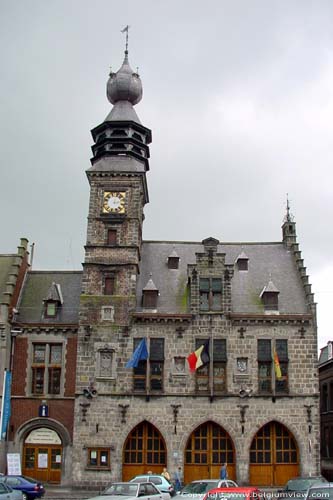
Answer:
[285,193,294,222]
[121,25,130,52]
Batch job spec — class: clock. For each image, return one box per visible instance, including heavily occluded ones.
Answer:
[102,191,126,214]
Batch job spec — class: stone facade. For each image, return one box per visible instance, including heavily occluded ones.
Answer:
[71,50,320,488]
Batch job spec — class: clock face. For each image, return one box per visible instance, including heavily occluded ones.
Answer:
[102,191,126,214]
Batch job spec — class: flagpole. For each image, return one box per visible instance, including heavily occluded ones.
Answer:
[146,335,150,401]
[271,341,276,399]
[209,316,214,401]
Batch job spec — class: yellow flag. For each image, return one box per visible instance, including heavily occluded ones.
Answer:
[274,349,282,379]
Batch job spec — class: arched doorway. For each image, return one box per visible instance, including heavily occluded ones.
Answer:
[23,428,62,484]
[184,421,235,484]
[122,421,167,481]
[249,421,299,486]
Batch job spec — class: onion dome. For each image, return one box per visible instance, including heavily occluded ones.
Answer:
[107,51,142,106]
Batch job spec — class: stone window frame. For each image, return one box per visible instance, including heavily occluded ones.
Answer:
[101,305,115,322]
[96,345,117,380]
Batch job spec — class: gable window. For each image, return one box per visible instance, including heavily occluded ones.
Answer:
[104,276,115,295]
[87,448,110,469]
[258,339,288,394]
[133,338,164,392]
[199,278,222,311]
[31,343,63,395]
[195,338,227,393]
[107,229,117,246]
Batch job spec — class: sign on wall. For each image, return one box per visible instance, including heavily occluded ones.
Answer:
[7,453,21,475]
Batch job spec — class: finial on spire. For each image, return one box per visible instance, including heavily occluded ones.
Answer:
[284,193,294,223]
[121,25,130,53]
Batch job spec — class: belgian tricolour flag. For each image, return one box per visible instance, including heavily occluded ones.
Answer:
[187,340,210,372]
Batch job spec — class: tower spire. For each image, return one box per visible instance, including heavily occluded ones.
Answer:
[282,194,296,247]
[284,194,294,223]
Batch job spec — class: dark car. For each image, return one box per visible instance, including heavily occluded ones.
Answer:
[0,476,45,500]
[279,476,328,498]
[130,475,176,497]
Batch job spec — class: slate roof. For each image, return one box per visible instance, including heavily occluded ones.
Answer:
[17,271,82,324]
[136,241,308,315]
[319,342,333,365]
[0,255,16,301]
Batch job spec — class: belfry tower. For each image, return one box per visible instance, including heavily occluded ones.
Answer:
[72,46,151,482]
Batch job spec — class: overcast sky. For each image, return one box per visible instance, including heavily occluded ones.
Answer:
[1,0,332,351]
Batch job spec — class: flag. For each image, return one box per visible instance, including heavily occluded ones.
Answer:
[273,349,282,379]
[187,340,210,372]
[0,370,12,440]
[126,338,148,368]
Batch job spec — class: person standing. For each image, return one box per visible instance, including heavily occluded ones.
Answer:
[161,467,171,481]
[174,467,182,492]
[220,463,228,480]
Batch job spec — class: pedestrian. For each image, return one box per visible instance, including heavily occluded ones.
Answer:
[161,467,171,481]
[174,467,182,492]
[220,463,228,480]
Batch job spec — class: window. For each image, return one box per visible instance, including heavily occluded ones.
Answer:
[104,276,115,295]
[258,339,288,394]
[322,384,328,412]
[199,278,222,311]
[168,256,180,269]
[107,229,117,245]
[133,338,164,392]
[258,340,272,393]
[237,259,248,271]
[31,343,63,395]
[195,338,227,393]
[262,293,279,311]
[87,448,110,469]
[142,290,158,309]
[45,301,57,318]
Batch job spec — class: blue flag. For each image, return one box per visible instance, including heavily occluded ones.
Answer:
[126,338,149,368]
[0,370,12,440]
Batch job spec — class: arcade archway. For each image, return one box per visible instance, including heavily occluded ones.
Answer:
[122,421,167,481]
[249,421,299,486]
[184,421,236,484]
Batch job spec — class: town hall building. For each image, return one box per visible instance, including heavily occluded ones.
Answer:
[1,47,320,487]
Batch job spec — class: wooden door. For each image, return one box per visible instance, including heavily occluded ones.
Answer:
[249,421,299,486]
[184,422,235,484]
[122,421,167,481]
[23,445,62,483]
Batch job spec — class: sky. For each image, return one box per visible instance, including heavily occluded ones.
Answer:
[0,0,332,350]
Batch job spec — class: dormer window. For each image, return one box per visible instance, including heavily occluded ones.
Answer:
[142,276,158,310]
[45,302,57,318]
[260,280,279,311]
[236,251,249,271]
[167,249,180,269]
[43,282,63,319]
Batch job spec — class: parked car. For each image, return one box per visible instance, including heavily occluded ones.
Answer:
[130,475,176,497]
[279,476,328,498]
[86,481,170,500]
[174,480,238,500]
[306,483,333,500]
[202,487,262,500]
[0,476,45,500]
[0,482,23,500]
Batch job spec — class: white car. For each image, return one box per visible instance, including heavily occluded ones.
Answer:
[0,482,23,500]
[173,480,238,500]
[87,481,170,500]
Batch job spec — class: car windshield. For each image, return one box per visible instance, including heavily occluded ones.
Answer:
[182,482,219,494]
[287,480,321,492]
[103,483,139,496]
[308,488,333,500]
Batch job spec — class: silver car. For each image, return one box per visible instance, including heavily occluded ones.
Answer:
[0,482,23,500]
[87,482,170,500]
[173,480,238,500]
[306,483,333,500]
